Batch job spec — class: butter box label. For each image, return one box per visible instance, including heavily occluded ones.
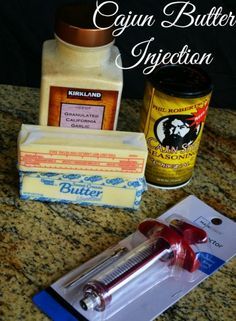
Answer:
[18,124,148,177]
[19,172,147,209]
[58,183,103,201]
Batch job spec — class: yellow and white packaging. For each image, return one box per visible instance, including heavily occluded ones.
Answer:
[18,125,148,209]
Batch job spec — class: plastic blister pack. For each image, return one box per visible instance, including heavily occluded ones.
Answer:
[69,217,207,320]
[33,196,236,321]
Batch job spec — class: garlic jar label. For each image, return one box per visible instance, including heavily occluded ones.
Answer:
[48,86,119,130]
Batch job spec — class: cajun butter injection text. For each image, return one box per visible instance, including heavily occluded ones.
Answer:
[39,4,123,130]
[141,65,213,189]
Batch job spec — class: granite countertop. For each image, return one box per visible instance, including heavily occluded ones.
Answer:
[0,84,235,321]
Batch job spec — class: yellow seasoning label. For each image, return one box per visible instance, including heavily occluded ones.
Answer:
[142,82,212,188]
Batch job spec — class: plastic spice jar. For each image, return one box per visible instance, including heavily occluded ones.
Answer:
[39,4,123,130]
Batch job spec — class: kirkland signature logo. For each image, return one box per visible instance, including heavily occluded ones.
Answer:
[67,89,102,100]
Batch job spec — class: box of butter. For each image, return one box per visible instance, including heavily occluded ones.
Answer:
[18,124,147,177]
[19,172,147,209]
[18,125,148,209]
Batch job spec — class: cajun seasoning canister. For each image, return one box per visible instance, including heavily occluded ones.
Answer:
[141,65,213,189]
[39,4,123,130]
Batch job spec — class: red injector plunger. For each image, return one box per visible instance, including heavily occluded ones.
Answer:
[80,219,207,312]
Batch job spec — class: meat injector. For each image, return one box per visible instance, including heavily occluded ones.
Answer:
[78,219,207,312]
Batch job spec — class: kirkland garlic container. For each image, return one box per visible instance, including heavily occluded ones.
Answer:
[39,4,123,130]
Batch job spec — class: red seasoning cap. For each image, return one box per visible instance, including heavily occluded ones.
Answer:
[55,4,114,47]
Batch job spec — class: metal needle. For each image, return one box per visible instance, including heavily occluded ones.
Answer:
[64,247,128,289]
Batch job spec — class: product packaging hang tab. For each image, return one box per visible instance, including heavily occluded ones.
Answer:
[32,195,236,321]
[17,124,148,209]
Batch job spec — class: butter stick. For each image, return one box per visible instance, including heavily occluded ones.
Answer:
[18,125,148,178]
[19,172,147,210]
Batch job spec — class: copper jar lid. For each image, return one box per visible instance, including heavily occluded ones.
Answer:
[55,4,114,47]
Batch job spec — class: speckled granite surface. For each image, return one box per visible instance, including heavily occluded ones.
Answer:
[0,84,235,321]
